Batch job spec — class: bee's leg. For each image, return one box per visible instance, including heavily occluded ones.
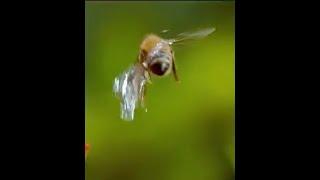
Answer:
[172,52,179,82]
[140,70,151,109]
[140,87,145,108]
[145,70,152,84]
[139,84,147,109]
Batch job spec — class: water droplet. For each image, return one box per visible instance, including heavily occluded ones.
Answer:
[113,64,148,120]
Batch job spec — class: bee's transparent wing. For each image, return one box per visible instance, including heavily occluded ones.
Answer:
[167,27,216,45]
[160,29,170,33]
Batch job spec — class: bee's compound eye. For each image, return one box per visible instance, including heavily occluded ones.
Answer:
[150,61,169,76]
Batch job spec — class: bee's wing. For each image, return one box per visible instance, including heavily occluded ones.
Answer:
[160,29,170,33]
[167,27,216,45]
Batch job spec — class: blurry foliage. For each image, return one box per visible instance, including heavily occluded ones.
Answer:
[86,1,234,180]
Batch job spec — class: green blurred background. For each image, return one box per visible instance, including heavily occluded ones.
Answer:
[86,1,234,180]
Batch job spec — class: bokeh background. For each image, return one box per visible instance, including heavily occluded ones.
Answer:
[86,1,234,180]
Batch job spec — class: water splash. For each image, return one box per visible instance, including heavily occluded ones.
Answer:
[113,64,148,121]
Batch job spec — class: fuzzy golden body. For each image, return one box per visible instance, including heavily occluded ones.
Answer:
[139,34,164,54]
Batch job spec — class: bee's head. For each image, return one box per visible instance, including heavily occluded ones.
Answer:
[149,57,171,76]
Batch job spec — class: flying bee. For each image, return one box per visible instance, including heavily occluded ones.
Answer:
[139,27,216,82]
[138,34,179,82]
[113,27,215,120]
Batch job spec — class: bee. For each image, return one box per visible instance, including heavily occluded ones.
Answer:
[113,27,215,120]
[138,27,215,82]
[138,34,179,82]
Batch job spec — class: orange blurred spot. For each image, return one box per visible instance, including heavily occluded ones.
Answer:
[85,144,90,159]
